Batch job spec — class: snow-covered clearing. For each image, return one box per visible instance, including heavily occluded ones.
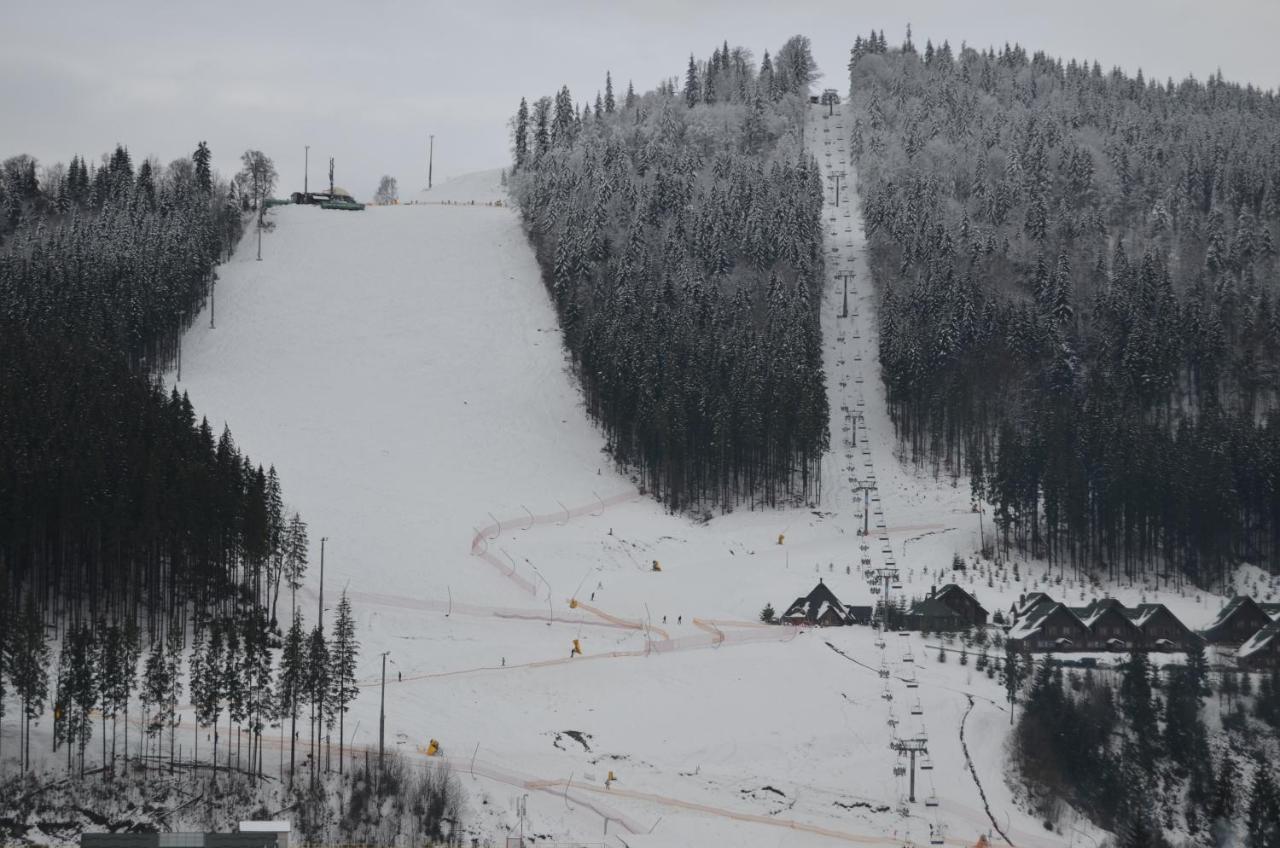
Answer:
[157,122,1260,846]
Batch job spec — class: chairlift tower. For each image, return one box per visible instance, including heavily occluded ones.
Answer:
[889,736,930,802]
[836,269,855,318]
[851,481,875,538]
[866,566,901,629]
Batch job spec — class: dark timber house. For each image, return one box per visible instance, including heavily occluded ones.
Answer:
[781,579,858,626]
[1201,596,1276,645]
[933,583,988,627]
[904,597,967,632]
[1238,621,1280,669]
[1125,603,1202,651]
[1008,593,1203,653]
[1007,601,1092,651]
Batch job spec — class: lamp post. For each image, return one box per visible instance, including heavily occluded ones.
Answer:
[529,564,553,625]
[304,145,310,195]
[319,537,328,627]
[378,651,390,791]
[428,135,434,189]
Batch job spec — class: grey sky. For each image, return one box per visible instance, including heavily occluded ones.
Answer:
[3,0,1277,202]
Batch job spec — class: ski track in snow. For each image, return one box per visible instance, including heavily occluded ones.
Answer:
[143,124,1193,846]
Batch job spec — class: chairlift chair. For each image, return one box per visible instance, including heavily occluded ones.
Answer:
[920,755,934,771]
[911,699,923,716]
[893,764,906,777]
[925,793,938,807]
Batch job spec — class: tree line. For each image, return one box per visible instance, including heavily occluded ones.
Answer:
[1010,644,1279,845]
[510,36,830,512]
[846,32,1280,587]
[0,143,364,802]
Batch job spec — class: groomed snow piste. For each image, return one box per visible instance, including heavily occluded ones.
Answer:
[167,126,1263,846]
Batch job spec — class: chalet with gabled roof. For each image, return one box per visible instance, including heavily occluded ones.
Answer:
[1072,598,1142,651]
[904,597,967,632]
[1010,592,1054,626]
[780,579,856,627]
[1125,603,1202,651]
[1007,602,1090,651]
[1202,596,1274,645]
[1008,594,1201,653]
[1238,620,1280,669]
[933,583,988,627]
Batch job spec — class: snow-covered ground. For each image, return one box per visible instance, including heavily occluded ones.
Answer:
[157,136,1268,846]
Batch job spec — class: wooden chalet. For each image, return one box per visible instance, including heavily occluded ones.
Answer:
[1009,592,1054,627]
[1072,599,1143,651]
[904,597,967,632]
[934,583,989,627]
[1125,603,1202,651]
[1007,601,1091,651]
[1201,596,1275,645]
[1238,621,1280,669]
[781,579,857,627]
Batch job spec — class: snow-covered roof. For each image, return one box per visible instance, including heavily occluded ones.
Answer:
[1008,602,1067,641]
[1206,596,1259,630]
[1125,603,1170,628]
[1013,592,1053,617]
[781,581,853,624]
[1238,621,1280,659]
[935,583,987,613]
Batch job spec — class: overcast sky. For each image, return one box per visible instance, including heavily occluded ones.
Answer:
[3,0,1278,202]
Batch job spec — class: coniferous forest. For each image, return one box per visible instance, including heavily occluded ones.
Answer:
[512,37,829,512]
[846,32,1280,587]
[0,147,437,843]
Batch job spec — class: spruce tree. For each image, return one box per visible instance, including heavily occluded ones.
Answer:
[306,624,330,783]
[1245,755,1280,847]
[330,591,359,775]
[193,141,213,193]
[11,596,49,773]
[514,97,530,172]
[277,608,307,787]
[684,54,701,107]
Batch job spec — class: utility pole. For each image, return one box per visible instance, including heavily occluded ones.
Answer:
[304,145,310,195]
[319,537,328,628]
[836,270,855,318]
[378,651,389,790]
[256,212,263,261]
[329,157,334,195]
[428,135,434,189]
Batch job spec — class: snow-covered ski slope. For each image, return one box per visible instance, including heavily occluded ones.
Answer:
[170,130,1254,845]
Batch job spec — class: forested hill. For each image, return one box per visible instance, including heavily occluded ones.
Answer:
[846,32,1280,587]
[0,146,305,635]
[511,36,828,513]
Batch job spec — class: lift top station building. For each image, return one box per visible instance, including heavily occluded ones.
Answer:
[82,822,288,848]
